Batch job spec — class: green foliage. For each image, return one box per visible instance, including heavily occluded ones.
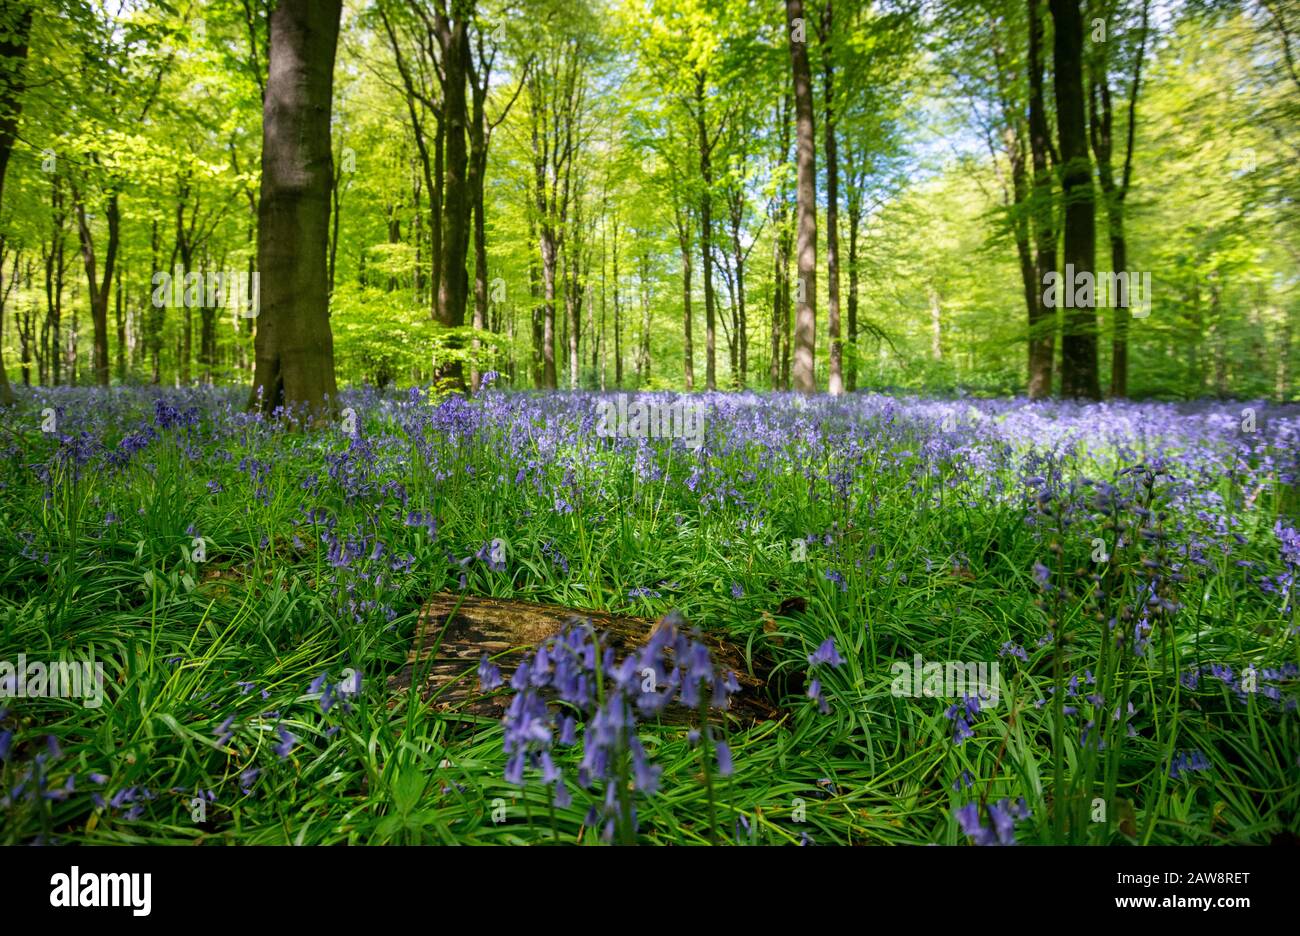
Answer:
[0,0,1294,399]
[329,284,432,389]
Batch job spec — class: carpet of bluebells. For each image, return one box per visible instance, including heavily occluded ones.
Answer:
[0,383,1297,845]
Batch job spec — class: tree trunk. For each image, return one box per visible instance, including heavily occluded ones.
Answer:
[248,0,342,421]
[467,23,504,394]
[821,0,842,395]
[436,9,471,390]
[787,0,817,394]
[529,214,543,386]
[0,0,29,402]
[470,130,488,392]
[612,214,622,387]
[929,285,942,360]
[1027,0,1055,399]
[732,217,748,389]
[771,91,791,391]
[44,179,67,387]
[1050,0,1100,400]
[638,249,651,384]
[432,108,445,319]
[846,201,859,392]
[1092,0,1150,398]
[566,234,581,389]
[696,73,717,391]
[0,242,12,402]
[676,209,694,390]
[148,217,163,384]
[73,190,118,388]
[115,260,126,381]
[771,231,784,390]
[540,227,558,388]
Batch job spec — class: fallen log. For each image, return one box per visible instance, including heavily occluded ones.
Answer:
[388,593,780,726]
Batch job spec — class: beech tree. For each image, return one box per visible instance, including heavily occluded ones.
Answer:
[0,0,32,404]
[1050,0,1101,399]
[1088,0,1151,398]
[787,0,817,394]
[248,0,344,419]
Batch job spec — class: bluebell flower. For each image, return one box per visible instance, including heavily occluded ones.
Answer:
[1170,749,1211,779]
[274,726,297,759]
[808,637,844,668]
[987,800,1016,845]
[955,802,994,845]
[715,739,733,777]
[998,641,1029,662]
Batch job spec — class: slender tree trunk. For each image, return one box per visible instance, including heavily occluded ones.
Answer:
[470,142,488,391]
[676,210,694,390]
[115,260,126,381]
[540,227,558,388]
[566,234,581,389]
[821,0,842,395]
[248,0,343,421]
[846,204,859,392]
[467,27,501,393]
[929,285,942,360]
[1007,123,1040,397]
[681,249,694,390]
[781,220,792,389]
[612,215,623,387]
[1101,172,1130,398]
[787,0,817,393]
[1092,0,1150,398]
[695,73,717,391]
[432,110,444,319]
[598,204,607,390]
[1027,0,1056,398]
[732,221,747,388]
[771,92,791,391]
[637,249,651,384]
[529,214,543,386]
[73,190,118,388]
[148,217,163,384]
[771,231,784,390]
[0,241,12,402]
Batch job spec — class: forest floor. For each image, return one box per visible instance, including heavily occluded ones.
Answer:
[0,385,1297,844]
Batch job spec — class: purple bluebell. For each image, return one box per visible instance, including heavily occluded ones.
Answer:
[274,726,297,759]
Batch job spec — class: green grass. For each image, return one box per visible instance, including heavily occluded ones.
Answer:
[0,387,1296,845]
